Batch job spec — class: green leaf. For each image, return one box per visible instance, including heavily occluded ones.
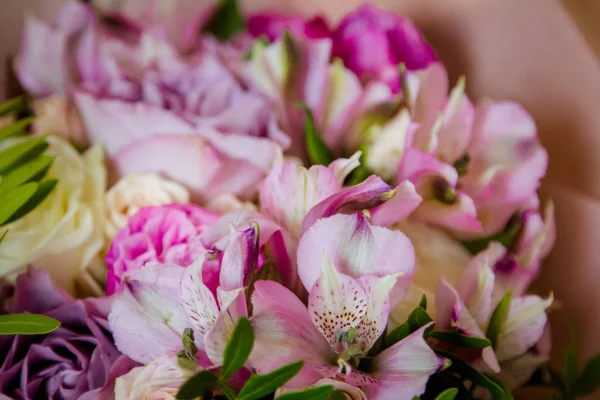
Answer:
[0,136,48,175]
[0,96,26,117]
[0,182,38,226]
[574,354,600,396]
[408,306,433,332]
[176,370,219,399]
[238,361,304,400]
[462,218,522,255]
[0,229,7,246]
[221,317,254,379]
[3,179,57,225]
[386,322,411,347]
[300,104,334,166]
[564,346,578,393]
[434,388,459,400]
[276,385,334,400]
[486,291,512,350]
[0,313,60,334]
[437,351,512,400]
[220,381,237,400]
[430,331,492,349]
[419,294,428,311]
[0,116,34,141]
[0,155,53,192]
[329,391,348,400]
[203,0,245,41]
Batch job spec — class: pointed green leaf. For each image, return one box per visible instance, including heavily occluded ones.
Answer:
[220,317,254,379]
[430,331,492,349]
[486,291,512,349]
[0,96,26,117]
[564,346,578,394]
[437,351,513,400]
[0,155,53,192]
[0,136,48,174]
[276,385,334,400]
[386,322,411,347]
[408,306,433,332]
[419,294,428,310]
[0,117,34,141]
[220,381,237,400]
[300,104,334,166]
[0,313,60,334]
[329,391,348,400]
[238,361,304,400]
[203,0,245,41]
[176,370,219,399]
[0,182,38,226]
[3,179,57,225]
[574,354,600,396]
[434,388,459,400]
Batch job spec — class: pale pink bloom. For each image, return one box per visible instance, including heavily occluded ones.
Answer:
[250,261,443,400]
[434,244,553,384]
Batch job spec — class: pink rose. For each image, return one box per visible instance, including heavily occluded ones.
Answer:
[248,13,331,42]
[332,4,437,91]
[104,204,218,295]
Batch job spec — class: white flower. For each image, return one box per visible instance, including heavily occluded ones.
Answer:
[115,356,191,400]
[105,173,190,240]
[0,135,106,296]
[390,220,472,325]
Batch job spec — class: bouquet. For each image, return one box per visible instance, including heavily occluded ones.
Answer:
[0,0,598,399]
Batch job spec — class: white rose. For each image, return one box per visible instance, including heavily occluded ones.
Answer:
[390,220,472,326]
[115,356,191,400]
[31,95,87,147]
[276,379,367,400]
[105,173,190,240]
[0,135,106,296]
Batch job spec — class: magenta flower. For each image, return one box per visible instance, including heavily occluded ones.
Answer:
[105,204,218,295]
[332,4,437,91]
[248,13,331,42]
[0,269,137,400]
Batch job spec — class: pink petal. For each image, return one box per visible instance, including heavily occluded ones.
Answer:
[371,181,423,227]
[250,280,336,388]
[495,294,553,362]
[356,275,399,352]
[366,324,444,400]
[108,262,187,363]
[301,175,395,234]
[113,135,223,201]
[308,255,369,350]
[219,224,260,291]
[328,152,361,185]
[411,194,483,233]
[180,254,220,336]
[204,289,247,366]
[298,213,415,306]
[74,91,196,156]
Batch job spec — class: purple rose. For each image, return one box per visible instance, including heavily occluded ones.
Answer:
[248,13,331,42]
[332,4,437,91]
[0,269,137,400]
[105,204,219,295]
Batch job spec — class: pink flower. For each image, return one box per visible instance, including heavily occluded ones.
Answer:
[248,13,331,42]
[332,4,437,91]
[105,204,218,295]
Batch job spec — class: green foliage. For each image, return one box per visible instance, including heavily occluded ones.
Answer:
[203,0,245,41]
[176,370,219,399]
[238,361,304,400]
[429,331,492,349]
[221,317,254,379]
[434,388,459,400]
[486,291,512,350]
[275,385,334,400]
[299,103,335,166]
[462,218,522,255]
[0,314,61,335]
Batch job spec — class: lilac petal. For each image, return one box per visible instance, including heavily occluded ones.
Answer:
[10,268,69,313]
[250,280,335,389]
[301,175,394,234]
[356,275,398,352]
[370,181,423,227]
[204,289,246,366]
[219,224,260,291]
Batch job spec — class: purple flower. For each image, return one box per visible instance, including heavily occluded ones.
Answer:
[248,13,331,42]
[332,4,437,91]
[0,269,137,400]
[105,204,218,295]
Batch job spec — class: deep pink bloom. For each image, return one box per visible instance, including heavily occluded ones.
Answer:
[248,13,331,42]
[105,204,218,295]
[332,4,437,91]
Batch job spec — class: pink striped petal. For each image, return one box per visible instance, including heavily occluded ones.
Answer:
[356,275,399,352]
[180,254,219,336]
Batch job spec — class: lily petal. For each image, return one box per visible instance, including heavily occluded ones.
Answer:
[371,181,423,227]
[219,224,260,291]
[180,254,220,336]
[204,288,246,366]
[356,275,399,352]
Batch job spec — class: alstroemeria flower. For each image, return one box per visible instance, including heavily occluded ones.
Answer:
[248,13,331,42]
[400,63,548,237]
[109,225,258,365]
[332,4,437,91]
[435,243,553,384]
[250,258,443,400]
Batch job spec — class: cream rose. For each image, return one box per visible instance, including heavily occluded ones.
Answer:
[115,356,191,400]
[0,135,106,296]
[31,95,87,147]
[105,173,190,240]
[390,220,472,326]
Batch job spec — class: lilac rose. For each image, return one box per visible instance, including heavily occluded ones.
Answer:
[332,4,437,91]
[0,269,137,400]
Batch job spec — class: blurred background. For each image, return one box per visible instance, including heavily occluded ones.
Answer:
[2,0,600,384]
